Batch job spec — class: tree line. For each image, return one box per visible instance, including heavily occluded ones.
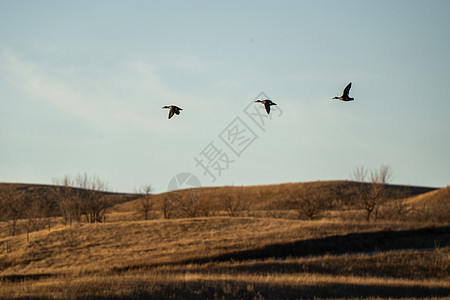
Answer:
[1,166,448,238]
[0,174,110,236]
[150,165,407,222]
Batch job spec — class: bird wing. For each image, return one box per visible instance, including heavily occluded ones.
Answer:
[343,82,352,97]
[264,102,271,114]
[168,109,175,119]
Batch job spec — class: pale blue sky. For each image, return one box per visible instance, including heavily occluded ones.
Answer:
[1,1,449,193]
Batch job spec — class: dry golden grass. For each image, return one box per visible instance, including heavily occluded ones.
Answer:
[1,256,449,299]
[1,215,449,299]
[111,180,437,213]
[1,268,449,300]
[403,186,450,209]
[1,181,449,299]
[1,217,398,275]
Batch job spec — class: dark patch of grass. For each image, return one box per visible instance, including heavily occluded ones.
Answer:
[136,282,450,300]
[182,225,450,265]
[6,279,448,299]
[172,247,449,281]
[0,273,55,282]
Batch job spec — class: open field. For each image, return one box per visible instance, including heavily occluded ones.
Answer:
[0,181,449,299]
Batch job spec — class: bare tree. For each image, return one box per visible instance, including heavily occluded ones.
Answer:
[0,186,25,236]
[290,184,328,220]
[371,165,393,185]
[163,192,183,219]
[222,186,246,217]
[53,175,82,225]
[0,185,55,238]
[351,165,393,222]
[23,193,51,238]
[74,173,109,223]
[377,187,411,222]
[137,184,154,220]
[181,188,208,218]
[163,188,209,219]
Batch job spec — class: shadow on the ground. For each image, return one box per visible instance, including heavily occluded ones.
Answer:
[0,273,55,282]
[77,280,450,300]
[186,225,450,264]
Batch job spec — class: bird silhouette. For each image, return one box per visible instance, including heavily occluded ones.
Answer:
[162,105,182,119]
[332,82,354,101]
[255,99,277,114]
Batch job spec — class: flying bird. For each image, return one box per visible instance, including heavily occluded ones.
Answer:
[332,82,354,102]
[162,105,182,119]
[255,99,277,114]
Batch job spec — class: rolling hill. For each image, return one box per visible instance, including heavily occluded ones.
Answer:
[111,180,437,212]
[0,180,448,299]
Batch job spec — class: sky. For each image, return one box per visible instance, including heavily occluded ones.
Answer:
[1,0,449,193]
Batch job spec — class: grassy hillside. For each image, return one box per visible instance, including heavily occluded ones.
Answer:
[1,180,436,214]
[112,180,436,211]
[0,217,449,299]
[0,181,448,299]
[404,185,450,206]
[0,182,139,212]
[378,186,450,223]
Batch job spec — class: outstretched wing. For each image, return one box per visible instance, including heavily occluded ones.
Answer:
[168,109,175,119]
[264,102,271,114]
[343,82,352,97]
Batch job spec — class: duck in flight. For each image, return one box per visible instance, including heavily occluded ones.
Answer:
[162,105,182,119]
[333,82,354,102]
[255,99,277,114]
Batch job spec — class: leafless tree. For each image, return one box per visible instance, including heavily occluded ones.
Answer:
[352,166,369,183]
[181,187,208,218]
[74,173,109,223]
[222,186,246,217]
[163,192,183,219]
[351,165,393,222]
[137,184,154,220]
[0,184,54,238]
[163,188,209,219]
[23,193,52,237]
[0,186,25,236]
[290,184,328,220]
[377,188,411,222]
[53,175,82,225]
[265,202,287,218]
